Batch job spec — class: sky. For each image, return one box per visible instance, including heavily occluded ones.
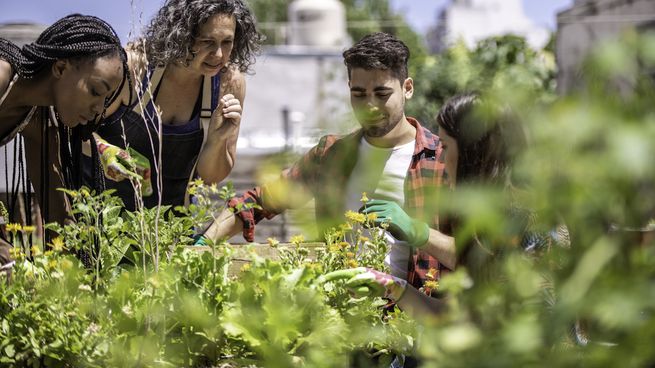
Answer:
[389,0,575,34]
[0,0,575,43]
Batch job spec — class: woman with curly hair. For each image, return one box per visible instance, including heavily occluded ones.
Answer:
[87,0,263,210]
[0,14,128,265]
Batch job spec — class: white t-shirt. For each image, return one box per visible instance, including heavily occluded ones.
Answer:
[345,137,415,279]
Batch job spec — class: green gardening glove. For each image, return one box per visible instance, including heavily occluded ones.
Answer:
[126,147,153,197]
[193,235,208,246]
[360,199,430,248]
[317,267,407,301]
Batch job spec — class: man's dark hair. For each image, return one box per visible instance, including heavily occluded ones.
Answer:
[342,32,410,81]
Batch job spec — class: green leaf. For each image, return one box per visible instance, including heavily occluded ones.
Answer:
[4,344,15,358]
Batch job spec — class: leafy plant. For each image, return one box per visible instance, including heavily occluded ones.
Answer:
[0,183,416,367]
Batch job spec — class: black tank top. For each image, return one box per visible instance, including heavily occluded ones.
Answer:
[83,68,220,210]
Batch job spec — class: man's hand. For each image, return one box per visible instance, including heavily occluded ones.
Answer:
[360,199,430,248]
[93,133,152,196]
[318,267,407,301]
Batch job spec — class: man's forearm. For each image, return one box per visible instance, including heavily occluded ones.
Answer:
[421,228,456,270]
[396,284,448,318]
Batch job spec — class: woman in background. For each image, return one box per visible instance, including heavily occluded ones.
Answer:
[88,0,263,210]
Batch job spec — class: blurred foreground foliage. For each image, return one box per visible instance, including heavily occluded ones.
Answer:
[416,30,655,367]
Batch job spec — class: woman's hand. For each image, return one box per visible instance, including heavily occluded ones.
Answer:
[220,93,242,123]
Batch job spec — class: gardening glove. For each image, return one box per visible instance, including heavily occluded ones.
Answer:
[93,133,153,196]
[125,147,153,197]
[193,235,208,246]
[318,267,407,301]
[360,199,430,248]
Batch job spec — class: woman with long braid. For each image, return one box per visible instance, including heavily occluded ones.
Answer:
[86,0,263,211]
[0,14,128,265]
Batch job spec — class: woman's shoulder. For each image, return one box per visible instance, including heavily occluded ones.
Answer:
[109,43,149,109]
[219,65,245,99]
[125,43,149,79]
[0,59,14,98]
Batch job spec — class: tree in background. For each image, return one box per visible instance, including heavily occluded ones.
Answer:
[339,0,428,73]
[408,35,556,131]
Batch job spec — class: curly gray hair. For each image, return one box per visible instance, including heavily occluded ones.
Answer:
[144,0,263,73]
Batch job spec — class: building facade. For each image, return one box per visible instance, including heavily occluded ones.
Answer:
[429,0,550,53]
[556,0,655,93]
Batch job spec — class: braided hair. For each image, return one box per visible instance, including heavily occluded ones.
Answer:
[1,14,125,79]
[0,14,129,248]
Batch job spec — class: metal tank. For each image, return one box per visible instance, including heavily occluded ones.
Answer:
[287,0,347,47]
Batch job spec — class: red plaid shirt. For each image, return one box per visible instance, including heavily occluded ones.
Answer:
[228,118,450,289]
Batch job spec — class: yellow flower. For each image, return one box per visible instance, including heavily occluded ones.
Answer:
[22,225,36,234]
[360,192,369,203]
[338,241,350,250]
[340,223,353,231]
[44,251,54,257]
[267,237,280,248]
[329,245,341,253]
[5,223,21,233]
[30,245,42,257]
[60,259,73,271]
[424,280,439,291]
[9,247,23,260]
[290,234,305,245]
[366,212,377,222]
[307,262,323,274]
[345,251,355,259]
[50,236,65,252]
[47,259,58,270]
[347,260,359,268]
[331,229,344,238]
[240,263,252,272]
[359,236,370,243]
[345,210,366,224]
[426,267,439,280]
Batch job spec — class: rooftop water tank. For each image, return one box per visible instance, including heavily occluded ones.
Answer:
[288,0,347,47]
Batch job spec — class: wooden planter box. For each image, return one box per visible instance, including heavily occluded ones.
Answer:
[190,243,326,276]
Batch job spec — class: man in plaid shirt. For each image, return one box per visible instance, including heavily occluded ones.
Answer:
[203,32,455,290]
